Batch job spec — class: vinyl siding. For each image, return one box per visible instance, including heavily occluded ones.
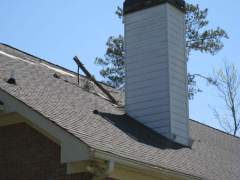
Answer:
[124,3,189,145]
[167,4,189,145]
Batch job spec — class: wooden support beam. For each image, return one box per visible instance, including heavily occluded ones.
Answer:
[73,56,118,105]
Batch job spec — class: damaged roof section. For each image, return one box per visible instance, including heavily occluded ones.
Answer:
[0,43,124,105]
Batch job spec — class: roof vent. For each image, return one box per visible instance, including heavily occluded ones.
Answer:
[7,71,16,85]
[93,110,99,115]
[53,73,61,79]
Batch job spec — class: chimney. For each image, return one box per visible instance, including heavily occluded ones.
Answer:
[123,0,189,146]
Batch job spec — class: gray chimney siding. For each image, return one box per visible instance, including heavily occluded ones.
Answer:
[168,4,189,145]
[124,3,189,146]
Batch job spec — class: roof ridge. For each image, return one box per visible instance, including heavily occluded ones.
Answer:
[190,119,240,140]
[0,43,80,76]
[0,43,115,89]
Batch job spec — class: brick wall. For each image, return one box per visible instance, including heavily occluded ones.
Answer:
[0,123,96,180]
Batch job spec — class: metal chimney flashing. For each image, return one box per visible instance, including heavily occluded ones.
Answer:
[123,0,185,15]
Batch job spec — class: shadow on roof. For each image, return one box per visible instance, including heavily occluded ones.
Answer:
[97,111,185,150]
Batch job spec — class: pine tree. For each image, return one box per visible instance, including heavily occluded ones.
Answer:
[95,3,228,98]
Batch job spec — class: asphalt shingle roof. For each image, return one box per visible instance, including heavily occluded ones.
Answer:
[0,43,240,180]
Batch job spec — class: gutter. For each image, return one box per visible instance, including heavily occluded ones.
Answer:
[91,149,204,180]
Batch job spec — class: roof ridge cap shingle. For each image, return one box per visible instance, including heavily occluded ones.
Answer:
[0,43,115,89]
[0,43,77,75]
[190,119,240,141]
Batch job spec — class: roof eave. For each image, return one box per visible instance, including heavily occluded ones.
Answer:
[91,148,203,180]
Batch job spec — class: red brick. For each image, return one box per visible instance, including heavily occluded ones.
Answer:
[0,123,93,180]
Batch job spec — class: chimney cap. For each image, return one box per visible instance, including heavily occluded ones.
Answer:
[123,0,185,15]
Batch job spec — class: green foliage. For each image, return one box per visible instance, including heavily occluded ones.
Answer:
[95,3,228,98]
[185,4,228,58]
[95,35,124,88]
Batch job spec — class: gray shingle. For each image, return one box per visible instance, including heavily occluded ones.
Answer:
[0,43,240,180]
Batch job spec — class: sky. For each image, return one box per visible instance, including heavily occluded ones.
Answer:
[0,0,239,132]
